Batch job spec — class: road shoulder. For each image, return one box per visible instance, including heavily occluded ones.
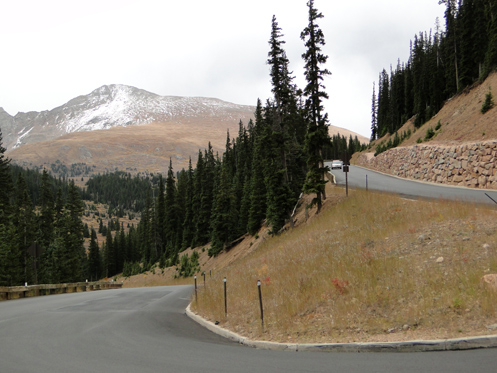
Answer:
[186,304,497,352]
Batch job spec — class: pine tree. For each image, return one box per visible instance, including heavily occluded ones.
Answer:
[181,158,194,251]
[0,223,11,285]
[247,100,268,235]
[263,16,306,232]
[60,180,86,282]
[127,224,139,262]
[209,161,234,256]
[301,0,331,213]
[371,82,378,140]
[0,129,13,285]
[104,226,115,277]
[0,128,12,226]
[54,187,64,229]
[377,69,390,135]
[230,126,244,237]
[458,0,485,87]
[412,33,429,126]
[483,0,497,77]
[193,144,215,247]
[190,151,203,248]
[38,169,55,250]
[88,228,100,281]
[441,0,460,93]
[156,175,166,258]
[139,190,152,264]
[164,159,178,259]
[175,168,188,249]
[114,233,123,274]
[235,123,253,237]
[12,174,36,284]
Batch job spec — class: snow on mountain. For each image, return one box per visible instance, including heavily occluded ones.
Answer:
[0,84,255,151]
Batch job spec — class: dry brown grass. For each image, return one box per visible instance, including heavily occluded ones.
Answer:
[191,186,497,343]
[121,265,194,287]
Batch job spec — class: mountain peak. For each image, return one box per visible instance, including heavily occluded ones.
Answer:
[0,85,255,151]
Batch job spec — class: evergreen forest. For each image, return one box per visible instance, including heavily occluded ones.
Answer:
[0,1,366,285]
[371,0,497,140]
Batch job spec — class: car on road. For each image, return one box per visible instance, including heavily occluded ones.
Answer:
[331,160,343,169]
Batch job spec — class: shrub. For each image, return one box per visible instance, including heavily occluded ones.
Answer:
[177,251,200,277]
[424,127,435,141]
[122,261,143,277]
[159,254,166,269]
[481,88,494,114]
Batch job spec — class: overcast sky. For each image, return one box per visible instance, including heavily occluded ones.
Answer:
[0,0,445,138]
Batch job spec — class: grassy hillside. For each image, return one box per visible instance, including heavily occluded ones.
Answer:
[119,181,497,343]
[189,186,497,343]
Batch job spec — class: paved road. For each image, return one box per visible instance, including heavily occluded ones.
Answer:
[0,286,495,372]
[333,165,497,205]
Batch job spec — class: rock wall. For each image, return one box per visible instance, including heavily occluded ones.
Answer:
[355,141,497,190]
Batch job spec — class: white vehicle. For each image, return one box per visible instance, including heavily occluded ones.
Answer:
[331,160,343,169]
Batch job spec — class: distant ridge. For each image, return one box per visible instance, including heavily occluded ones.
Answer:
[2,84,369,175]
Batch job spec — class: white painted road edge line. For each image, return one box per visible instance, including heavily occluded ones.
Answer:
[185,304,497,352]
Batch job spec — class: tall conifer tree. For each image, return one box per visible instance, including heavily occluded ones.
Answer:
[181,158,195,250]
[164,158,178,260]
[247,100,268,235]
[104,227,115,277]
[8,175,34,285]
[88,228,100,281]
[265,15,305,231]
[301,0,331,213]
[194,144,215,246]
[0,129,12,226]
[38,169,55,250]
[156,175,166,258]
[371,82,378,140]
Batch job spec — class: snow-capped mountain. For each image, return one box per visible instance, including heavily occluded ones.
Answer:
[0,84,255,151]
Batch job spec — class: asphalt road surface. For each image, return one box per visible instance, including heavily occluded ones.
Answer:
[333,165,497,205]
[0,286,495,372]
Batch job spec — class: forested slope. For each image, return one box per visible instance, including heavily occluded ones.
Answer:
[371,0,497,140]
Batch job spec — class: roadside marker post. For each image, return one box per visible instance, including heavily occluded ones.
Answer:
[224,277,227,316]
[257,280,264,331]
[343,164,349,196]
[194,275,197,303]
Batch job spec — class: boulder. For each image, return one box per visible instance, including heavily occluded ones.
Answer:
[481,274,497,292]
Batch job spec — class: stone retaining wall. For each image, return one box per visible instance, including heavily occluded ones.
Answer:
[356,141,497,190]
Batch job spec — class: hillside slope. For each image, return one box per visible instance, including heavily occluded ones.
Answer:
[7,120,239,174]
[354,71,497,186]
[374,72,497,147]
